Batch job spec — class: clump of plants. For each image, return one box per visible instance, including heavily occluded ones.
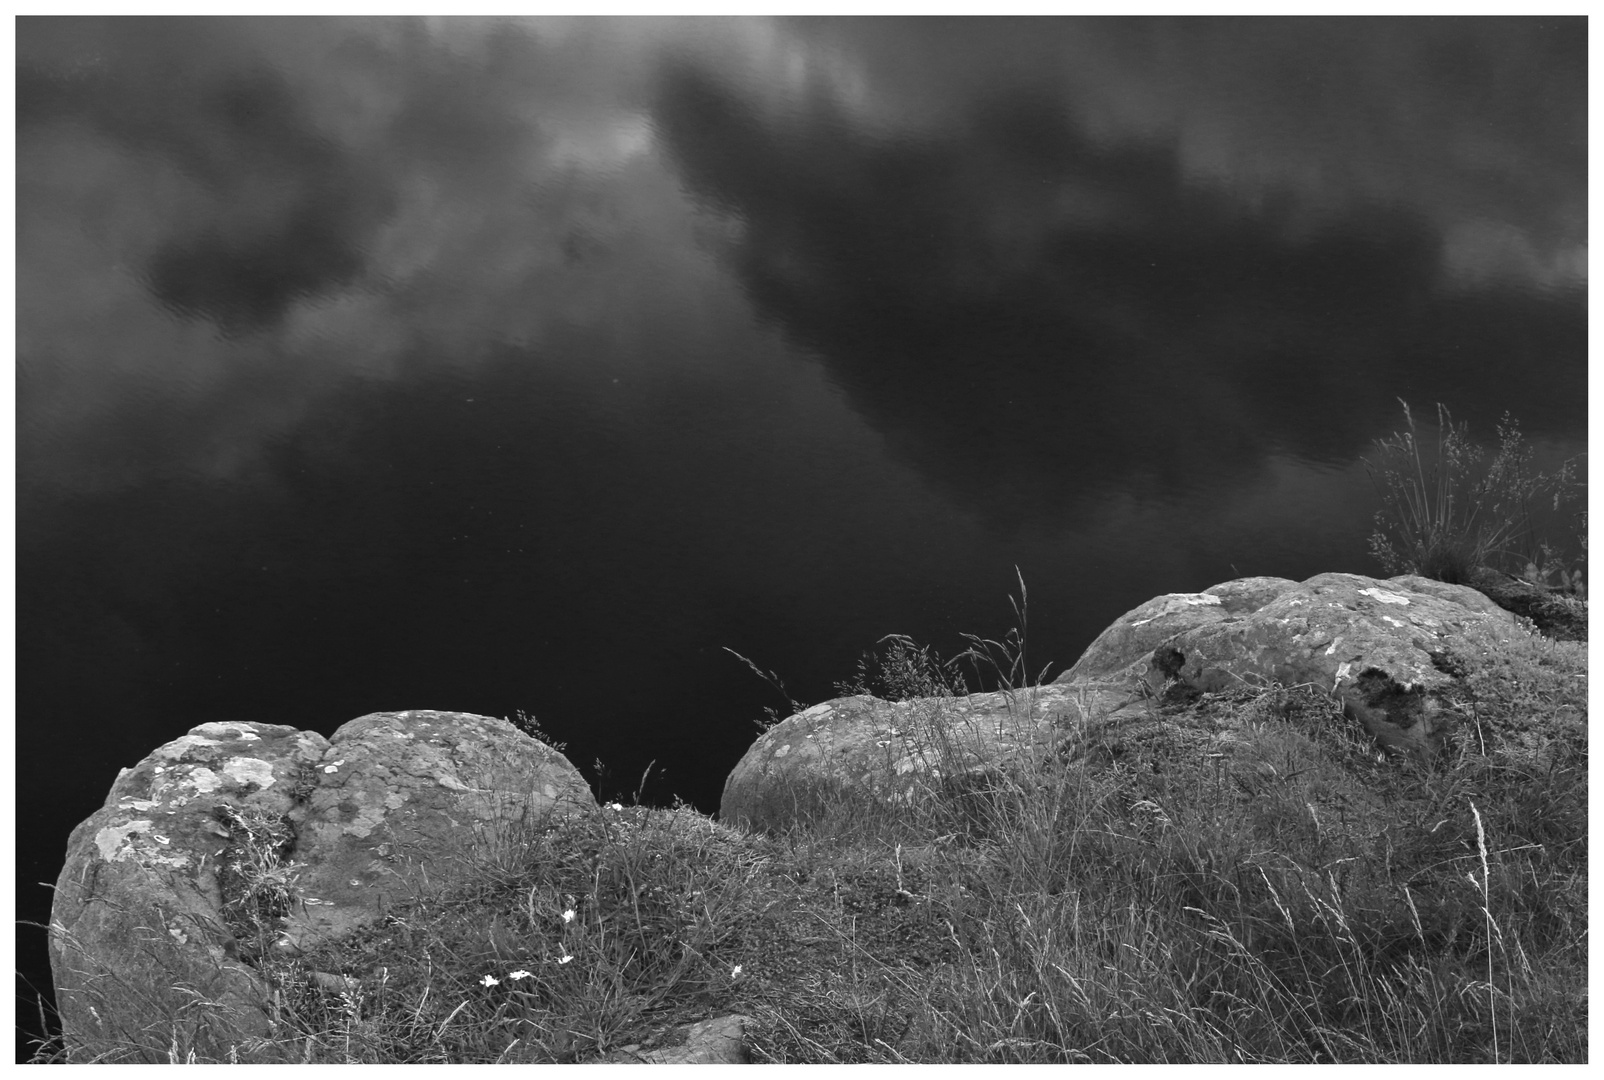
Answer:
[834,634,969,701]
[213,805,299,963]
[1364,400,1584,586]
[252,801,771,1064]
[1517,529,1588,599]
[508,709,568,754]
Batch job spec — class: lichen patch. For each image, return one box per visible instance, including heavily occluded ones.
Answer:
[222,757,276,789]
[95,820,153,861]
[1358,588,1411,605]
[188,768,223,794]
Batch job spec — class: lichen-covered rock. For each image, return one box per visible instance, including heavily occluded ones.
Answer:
[1059,572,1512,697]
[49,710,593,1062]
[719,683,1147,834]
[1052,572,1519,761]
[1058,568,1507,686]
[280,711,593,952]
[1060,576,1302,684]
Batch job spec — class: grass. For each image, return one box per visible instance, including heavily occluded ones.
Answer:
[1364,399,1584,586]
[27,584,1587,1063]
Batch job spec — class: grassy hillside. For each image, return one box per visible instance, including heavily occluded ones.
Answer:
[33,583,1585,1064]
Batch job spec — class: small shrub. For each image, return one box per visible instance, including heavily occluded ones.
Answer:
[834,634,969,701]
[1364,400,1584,584]
[1518,536,1587,599]
[509,710,568,754]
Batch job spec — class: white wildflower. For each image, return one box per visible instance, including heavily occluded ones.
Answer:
[731,965,743,979]
[562,908,576,923]
[481,974,499,987]
[508,970,532,981]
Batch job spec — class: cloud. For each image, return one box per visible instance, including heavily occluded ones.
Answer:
[16,16,1586,511]
[646,21,1586,526]
[766,17,1586,290]
[15,17,737,492]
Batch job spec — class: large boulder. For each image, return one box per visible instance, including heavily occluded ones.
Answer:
[1056,572,1516,761]
[719,683,1149,834]
[49,710,593,1062]
[1059,572,1509,688]
[722,572,1525,833]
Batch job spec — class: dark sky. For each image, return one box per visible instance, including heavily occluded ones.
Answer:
[17,16,1586,506]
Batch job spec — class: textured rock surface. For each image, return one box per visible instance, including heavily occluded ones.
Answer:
[1054,572,1516,761]
[602,1013,755,1064]
[278,711,593,951]
[50,710,592,1061]
[1060,575,1302,684]
[720,683,1148,834]
[723,572,1527,832]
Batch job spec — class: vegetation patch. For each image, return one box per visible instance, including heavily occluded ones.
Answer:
[1365,399,1583,588]
[212,805,299,963]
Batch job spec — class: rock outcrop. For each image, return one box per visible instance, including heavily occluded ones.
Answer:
[1059,572,1509,690]
[1056,572,1516,763]
[49,710,593,1062]
[721,572,1528,832]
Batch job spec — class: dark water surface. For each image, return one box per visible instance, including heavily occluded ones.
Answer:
[14,16,1586,1049]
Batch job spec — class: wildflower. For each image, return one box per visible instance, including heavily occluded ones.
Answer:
[508,970,532,981]
[605,801,624,811]
[562,908,576,924]
[481,974,500,987]
[557,949,574,965]
[731,965,743,979]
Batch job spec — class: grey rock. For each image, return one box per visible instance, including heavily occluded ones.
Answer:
[1069,571,1512,696]
[720,683,1147,834]
[1058,575,1301,684]
[49,710,593,1062]
[604,1014,755,1064]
